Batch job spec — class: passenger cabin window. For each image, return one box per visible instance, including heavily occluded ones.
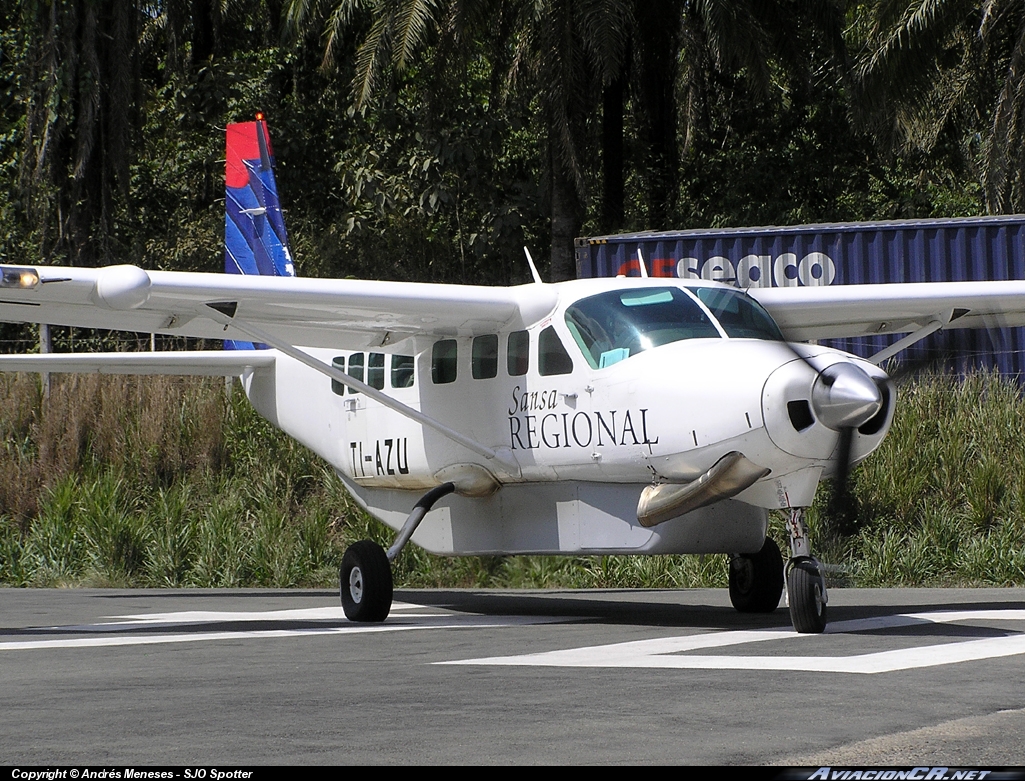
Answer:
[472,335,499,379]
[331,357,347,396]
[538,327,573,376]
[565,287,720,369]
[391,355,415,388]
[334,352,413,395]
[507,330,529,376]
[346,352,365,393]
[367,353,385,390]
[432,339,458,384]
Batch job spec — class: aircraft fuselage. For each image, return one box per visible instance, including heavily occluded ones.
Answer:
[242,278,895,557]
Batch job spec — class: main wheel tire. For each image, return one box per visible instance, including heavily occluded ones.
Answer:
[728,537,784,613]
[340,540,393,622]
[787,560,827,634]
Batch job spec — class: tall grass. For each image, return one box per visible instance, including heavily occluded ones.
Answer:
[0,374,346,587]
[829,372,1025,586]
[1,371,1025,590]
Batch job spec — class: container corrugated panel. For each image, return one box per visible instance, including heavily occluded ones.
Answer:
[575,216,1025,376]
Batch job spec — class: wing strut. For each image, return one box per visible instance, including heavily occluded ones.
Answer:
[868,308,970,364]
[205,304,520,474]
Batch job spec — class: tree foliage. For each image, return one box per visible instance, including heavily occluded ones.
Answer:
[0,0,1006,290]
[857,0,1025,213]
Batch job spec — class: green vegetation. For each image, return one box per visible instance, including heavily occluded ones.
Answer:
[818,373,1025,587]
[3,3,1025,591]
[0,373,344,588]
[2,371,1023,590]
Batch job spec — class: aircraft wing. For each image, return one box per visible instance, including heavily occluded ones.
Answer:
[750,280,1025,341]
[0,264,559,350]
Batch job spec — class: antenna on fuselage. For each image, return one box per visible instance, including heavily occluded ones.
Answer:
[523,247,544,285]
[637,246,650,278]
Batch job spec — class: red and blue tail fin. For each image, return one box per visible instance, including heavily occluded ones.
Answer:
[224,113,295,349]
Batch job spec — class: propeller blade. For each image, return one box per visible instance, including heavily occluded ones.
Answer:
[825,424,858,537]
[774,338,874,541]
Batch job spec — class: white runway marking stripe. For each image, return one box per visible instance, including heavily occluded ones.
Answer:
[112,600,428,622]
[441,609,1025,674]
[26,604,453,635]
[0,605,566,652]
[0,623,436,651]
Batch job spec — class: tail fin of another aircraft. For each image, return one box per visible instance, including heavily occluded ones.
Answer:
[224,113,295,350]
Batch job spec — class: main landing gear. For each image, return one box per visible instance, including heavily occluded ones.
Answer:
[727,508,828,633]
[728,537,784,613]
[340,483,455,622]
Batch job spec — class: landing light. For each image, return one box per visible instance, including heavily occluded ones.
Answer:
[1,267,40,289]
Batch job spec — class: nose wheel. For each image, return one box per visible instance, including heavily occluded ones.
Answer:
[787,558,827,633]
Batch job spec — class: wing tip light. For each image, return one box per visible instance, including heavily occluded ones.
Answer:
[0,266,40,290]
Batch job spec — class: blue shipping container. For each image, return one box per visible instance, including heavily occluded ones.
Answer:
[575,215,1025,376]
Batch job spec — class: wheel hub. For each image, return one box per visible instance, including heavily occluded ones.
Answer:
[348,565,364,603]
[731,557,755,593]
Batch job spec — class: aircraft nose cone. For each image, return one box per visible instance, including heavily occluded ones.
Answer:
[811,362,883,431]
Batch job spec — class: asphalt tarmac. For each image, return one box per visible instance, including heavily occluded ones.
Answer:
[2,587,1024,765]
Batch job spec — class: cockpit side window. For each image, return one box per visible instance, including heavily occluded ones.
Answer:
[565,287,720,369]
[693,287,786,341]
[538,326,574,376]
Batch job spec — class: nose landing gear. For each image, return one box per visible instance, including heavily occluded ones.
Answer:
[784,507,828,633]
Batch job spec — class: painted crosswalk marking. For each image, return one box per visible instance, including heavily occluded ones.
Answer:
[440,610,1025,674]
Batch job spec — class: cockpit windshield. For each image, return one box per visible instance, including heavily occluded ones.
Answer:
[692,287,786,341]
[564,285,784,369]
[565,287,720,369]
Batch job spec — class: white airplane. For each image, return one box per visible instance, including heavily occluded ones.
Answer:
[3,121,1025,633]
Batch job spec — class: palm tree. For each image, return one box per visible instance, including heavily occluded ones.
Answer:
[291,0,849,278]
[17,0,140,265]
[857,0,1025,213]
[511,0,632,278]
[286,0,631,281]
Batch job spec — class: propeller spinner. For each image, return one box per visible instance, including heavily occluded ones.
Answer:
[810,362,884,431]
